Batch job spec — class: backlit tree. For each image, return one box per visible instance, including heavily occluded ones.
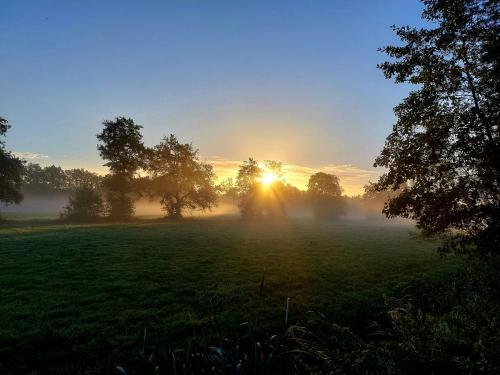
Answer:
[146,135,217,219]
[97,117,145,220]
[374,0,500,255]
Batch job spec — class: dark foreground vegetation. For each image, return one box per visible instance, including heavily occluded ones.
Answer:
[0,219,459,374]
[120,262,500,375]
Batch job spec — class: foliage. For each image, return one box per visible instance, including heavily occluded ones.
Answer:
[371,262,500,374]
[97,117,146,220]
[103,174,136,220]
[216,177,239,200]
[0,117,24,212]
[61,185,105,222]
[145,135,218,218]
[307,172,344,221]
[65,168,102,190]
[236,158,262,196]
[307,172,342,199]
[374,0,500,256]
[236,158,263,219]
[97,117,146,176]
[23,163,102,193]
[235,159,295,219]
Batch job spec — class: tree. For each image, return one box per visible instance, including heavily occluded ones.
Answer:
[217,177,239,201]
[23,163,102,193]
[235,158,290,219]
[236,158,263,218]
[61,185,104,222]
[0,117,24,215]
[146,135,217,219]
[23,163,45,188]
[307,172,344,220]
[374,0,500,255]
[65,168,102,190]
[37,165,68,191]
[97,117,145,219]
[236,158,262,195]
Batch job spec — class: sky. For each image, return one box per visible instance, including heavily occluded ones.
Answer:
[0,0,426,195]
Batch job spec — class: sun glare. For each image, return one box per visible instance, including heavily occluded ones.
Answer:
[261,172,276,185]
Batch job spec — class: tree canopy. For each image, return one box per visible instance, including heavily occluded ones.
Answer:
[97,117,146,219]
[0,117,24,210]
[21,163,102,194]
[307,172,342,199]
[97,117,145,176]
[146,135,217,218]
[374,0,500,255]
[307,172,344,220]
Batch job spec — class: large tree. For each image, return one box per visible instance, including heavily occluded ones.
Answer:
[97,117,145,219]
[374,0,500,255]
[0,117,24,214]
[307,172,344,220]
[146,135,217,218]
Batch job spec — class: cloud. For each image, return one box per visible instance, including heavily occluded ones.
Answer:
[12,151,49,160]
[204,157,381,196]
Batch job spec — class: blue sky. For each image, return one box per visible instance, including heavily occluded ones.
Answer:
[0,0,425,193]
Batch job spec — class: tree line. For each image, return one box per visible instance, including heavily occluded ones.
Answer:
[1,116,356,222]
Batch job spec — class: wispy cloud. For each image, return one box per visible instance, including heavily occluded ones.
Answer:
[12,151,49,160]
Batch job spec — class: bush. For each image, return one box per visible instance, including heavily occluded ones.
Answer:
[61,185,104,222]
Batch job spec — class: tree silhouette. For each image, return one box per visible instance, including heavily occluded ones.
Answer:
[307,172,344,220]
[146,135,217,219]
[0,117,24,215]
[236,158,263,219]
[374,0,500,255]
[23,163,102,193]
[235,158,289,219]
[236,158,261,195]
[97,117,145,220]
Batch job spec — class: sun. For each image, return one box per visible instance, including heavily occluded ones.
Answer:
[261,171,276,185]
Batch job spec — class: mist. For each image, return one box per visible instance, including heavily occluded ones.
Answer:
[1,191,411,226]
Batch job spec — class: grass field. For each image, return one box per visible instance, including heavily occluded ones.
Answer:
[0,217,460,374]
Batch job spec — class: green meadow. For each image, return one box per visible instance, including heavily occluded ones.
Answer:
[0,218,459,373]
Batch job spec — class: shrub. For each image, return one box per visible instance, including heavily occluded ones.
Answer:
[61,185,104,222]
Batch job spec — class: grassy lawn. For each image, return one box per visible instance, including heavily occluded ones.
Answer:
[0,218,459,374]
